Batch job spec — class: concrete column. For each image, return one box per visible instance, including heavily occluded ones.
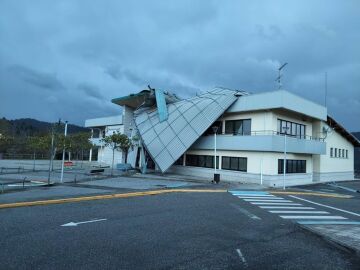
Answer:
[89,148,93,162]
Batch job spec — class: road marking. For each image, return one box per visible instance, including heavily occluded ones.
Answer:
[269,211,329,214]
[328,183,358,193]
[298,221,360,225]
[270,191,352,199]
[61,218,107,227]
[289,195,360,217]
[230,203,261,220]
[280,215,347,220]
[230,191,269,195]
[236,248,248,267]
[260,206,315,209]
[244,199,292,202]
[0,189,227,209]
[236,196,275,199]
[234,194,274,197]
[251,202,302,205]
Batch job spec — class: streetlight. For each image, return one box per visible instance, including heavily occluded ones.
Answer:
[283,126,290,190]
[60,120,68,183]
[212,126,219,184]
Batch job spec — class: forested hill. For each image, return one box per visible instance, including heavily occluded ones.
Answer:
[0,117,88,137]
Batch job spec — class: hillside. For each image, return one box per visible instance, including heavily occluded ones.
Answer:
[0,117,88,137]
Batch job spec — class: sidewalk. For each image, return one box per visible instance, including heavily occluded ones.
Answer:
[302,224,360,254]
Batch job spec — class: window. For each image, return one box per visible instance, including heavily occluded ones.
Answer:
[175,155,184,165]
[278,159,306,174]
[346,150,348,159]
[224,119,251,135]
[277,119,306,139]
[185,155,219,169]
[330,147,333,157]
[335,148,337,158]
[221,156,247,172]
[342,149,345,158]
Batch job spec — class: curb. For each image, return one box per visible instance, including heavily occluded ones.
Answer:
[297,223,360,256]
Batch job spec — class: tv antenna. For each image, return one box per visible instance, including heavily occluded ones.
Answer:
[275,62,288,89]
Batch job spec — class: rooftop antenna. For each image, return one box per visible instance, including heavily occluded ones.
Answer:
[275,62,288,89]
[324,71,328,107]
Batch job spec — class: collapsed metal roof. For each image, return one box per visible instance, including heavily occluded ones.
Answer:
[134,88,240,172]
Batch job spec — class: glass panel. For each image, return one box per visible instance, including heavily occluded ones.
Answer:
[205,156,213,168]
[239,158,247,172]
[278,159,283,174]
[277,120,281,134]
[222,157,230,169]
[198,156,206,167]
[286,122,291,135]
[225,121,233,134]
[243,119,251,135]
[281,121,287,134]
[301,125,305,139]
[330,148,333,157]
[234,121,242,135]
[291,123,296,136]
[230,157,238,170]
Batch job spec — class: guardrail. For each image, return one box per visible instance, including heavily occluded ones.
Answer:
[204,130,324,141]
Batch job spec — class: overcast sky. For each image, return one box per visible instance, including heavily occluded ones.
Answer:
[0,1,359,131]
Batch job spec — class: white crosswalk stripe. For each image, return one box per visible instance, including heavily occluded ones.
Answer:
[251,202,302,205]
[244,199,292,202]
[280,215,347,220]
[260,206,315,209]
[269,211,329,214]
[229,190,353,225]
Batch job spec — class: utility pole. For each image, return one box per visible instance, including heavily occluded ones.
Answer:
[60,121,68,183]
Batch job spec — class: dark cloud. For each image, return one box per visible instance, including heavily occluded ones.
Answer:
[0,0,359,130]
[78,83,104,100]
[7,65,65,91]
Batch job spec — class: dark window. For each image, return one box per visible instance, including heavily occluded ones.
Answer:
[278,159,306,174]
[221,156,247,172]
[277,119,306,139]
[225,119,251,135]
[185,155,218,169]
[174,155,184,165]
[342,149,345,158]
[330,147,333,157]
[346,150,348,158]
[335,148,337,158]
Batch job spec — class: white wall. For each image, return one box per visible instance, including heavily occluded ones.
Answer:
[98,147,123,167]
[316,122,354,173]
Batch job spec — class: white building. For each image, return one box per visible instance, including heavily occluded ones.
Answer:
[85,88,359,186]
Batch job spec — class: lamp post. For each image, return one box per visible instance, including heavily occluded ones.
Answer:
[60,121,68,183]
[283,126,290,190]
[212,126,219,183]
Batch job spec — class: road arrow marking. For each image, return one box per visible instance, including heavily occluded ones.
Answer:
[61,218,107,227]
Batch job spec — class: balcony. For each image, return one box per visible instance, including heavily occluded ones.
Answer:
[191,131,326,155]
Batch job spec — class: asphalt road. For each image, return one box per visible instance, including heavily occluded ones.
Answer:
[1,191,359,270]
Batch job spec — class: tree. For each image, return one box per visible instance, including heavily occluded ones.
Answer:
[67,132,93,167]
[27,135,51,171]
[102,132,133,176]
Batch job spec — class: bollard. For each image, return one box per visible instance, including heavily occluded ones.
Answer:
[23,177,27,189]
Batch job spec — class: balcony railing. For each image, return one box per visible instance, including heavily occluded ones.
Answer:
[203,130,324,142]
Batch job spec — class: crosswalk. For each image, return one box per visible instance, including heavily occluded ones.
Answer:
[229,190,360,225]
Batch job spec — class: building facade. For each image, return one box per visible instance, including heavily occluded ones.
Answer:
[85,88,359,187]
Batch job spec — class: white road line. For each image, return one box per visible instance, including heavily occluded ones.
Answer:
[289,195,360,217]
[251,202,302,205]
[244,199,292,202]
[280,215,347,220]
[236,248,248,267]
[269,211,329,214]
[234,194,274,197]
[230,203,261,220]
[236,196,276,199]
[298,221,360,225]
[260,206,314,209]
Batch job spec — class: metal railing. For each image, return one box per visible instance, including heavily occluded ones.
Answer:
[203,130,325,141]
